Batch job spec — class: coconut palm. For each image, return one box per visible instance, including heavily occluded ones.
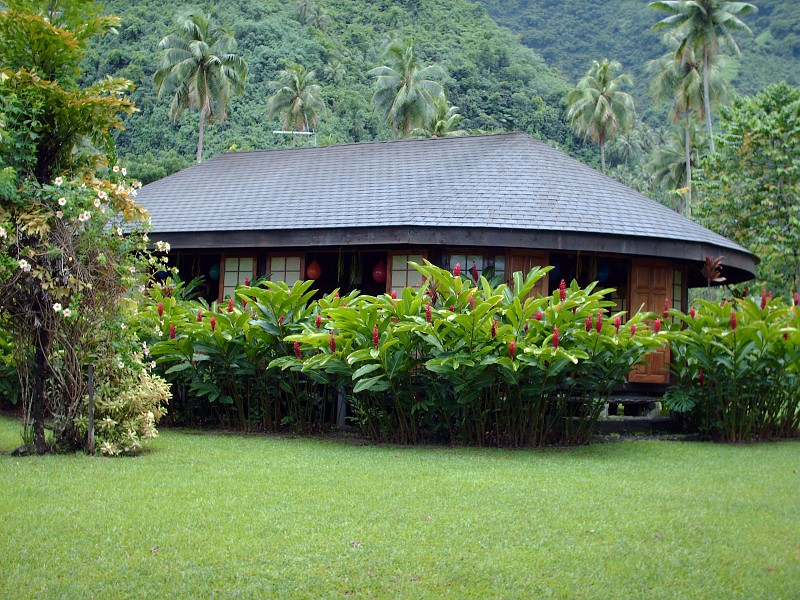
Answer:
[154,10,247,164]
[650,122,705,215]
[647,34,727,211]
[266,63,326,146]
[413,96,466,138]
[650,0,757,152]
[567,59,635,175]
[368,40,445,139]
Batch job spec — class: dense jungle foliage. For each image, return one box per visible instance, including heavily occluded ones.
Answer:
[479,0,800,122]
[86,0,591,180]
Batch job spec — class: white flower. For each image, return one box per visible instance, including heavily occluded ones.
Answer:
[129,266,136,274]
[150,361,156,371]
[117,184,125,193]
[138,285,145,293]
[154,326,162,337]
[82,211,91,221]
[54,177,63,186]
[121,168,127,176]
[99,205,106,213]
[53,303,62,312]
[18,258,31,272]
[117,361,124,370]
[56,211,63,219]
[112,165,120,173]
[142,234,149,242]
[0,226,6,239]
[130,189,138,198]
[163,257,168,264]
[116,227,123,236]
[142,342,149,355]
[146,411,154,420]
[120,323,127,330]
[93,198,101,208]
[77,213,86,222]
[58,197,66,206]
[62,308,72,317]
[97,190,107,200]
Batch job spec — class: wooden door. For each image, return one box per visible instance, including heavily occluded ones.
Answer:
[628,259,671,384]
[507,251,549,298]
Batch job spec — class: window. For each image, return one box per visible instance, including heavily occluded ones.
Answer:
[447,252,505,282]
[672,269,683,315]
[269,255,303,286]
[222,256,255,299]
[390,253,426,295]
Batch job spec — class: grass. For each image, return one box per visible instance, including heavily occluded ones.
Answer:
[0,416,798,599]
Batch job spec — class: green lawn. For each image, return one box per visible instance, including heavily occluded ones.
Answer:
[0,416,798,599]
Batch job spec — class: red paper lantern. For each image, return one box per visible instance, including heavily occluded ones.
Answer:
[372,260,387,283]
[306,260,321,280]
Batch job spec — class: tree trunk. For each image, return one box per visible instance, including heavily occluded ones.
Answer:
[703,50,715,154]
[684,115,692,217]
[196,112,205,164]
[32,326,48,454]
[600,136,606,175]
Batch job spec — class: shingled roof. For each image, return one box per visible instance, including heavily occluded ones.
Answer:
[137,132,756,278]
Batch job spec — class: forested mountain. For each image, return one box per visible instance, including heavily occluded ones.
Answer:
[87,0,587,180]
[478,0,799,121]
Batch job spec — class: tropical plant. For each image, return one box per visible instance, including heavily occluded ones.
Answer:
[413,96,466,138]
[567,59,636,175]
[368,39,446,139]
[648,121,704,214]
[266,63,326,145]
[154,9,247,164]
[650,0,758,152]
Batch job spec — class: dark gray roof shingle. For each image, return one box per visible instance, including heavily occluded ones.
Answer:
[137,132,750,256]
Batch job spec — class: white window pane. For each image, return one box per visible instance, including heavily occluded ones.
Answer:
[392,255,407,269]
[285,273,300,285]
[408,254,424,265]
[239,257,253,272]
[286,256,301,271]
[467,255,483,270]
[224,272,238,287]
[225,257,239,270]
[494,256,505,271]
[407,270,423,287]
[271,256,286,271]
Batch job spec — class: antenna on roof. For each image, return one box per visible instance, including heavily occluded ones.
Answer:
[272,131,317,147]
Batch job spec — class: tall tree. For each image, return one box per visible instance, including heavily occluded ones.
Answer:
[266,63,326,146]
[413,96,466,138]
[696,83,800,296]
[567,59,635,175]
[368,40,445,139]
[647,34,726,213]
[154,9,247,164]
[649,122,704,214]
[650,0,757,153]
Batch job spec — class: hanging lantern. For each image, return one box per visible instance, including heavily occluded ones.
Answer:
[372,259,387,284]
[306,260,322,280]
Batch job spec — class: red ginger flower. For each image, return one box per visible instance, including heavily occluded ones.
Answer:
[630,324,636,338]
[197,309,203,322]
[210,316,216,332]
[742,286,749,298]
[614,315,621,334]
[244,277,250,286]
[449,304,454,312]
[690,308,696,320]
[761,289,769,310]
[425,301,432,323]
[469,295,475,310]
[157,302,164,317]
[595,309,603,333]
[585,315,593,332]
[453,262,461,277]
[242,298,247,309]
[509,339,516,359]
[552,326,560,348]
[653,318,661,334]
[730,311,737,330]
[227,298,234,313]
[491,318,497,338]
[334,291,340,299]
[471,260,479,281]
[559,279,566,302]
[294,341,302,359]
[663,297,670,319]
[391,290,397,300]
[373,324,379,349]
[534,310,542,321]
[278,315,284,325]
[698,368,704,386]
[315,314,322,330]
[329,330,336,352]
[169,324,176,339]
[524,322,529,333]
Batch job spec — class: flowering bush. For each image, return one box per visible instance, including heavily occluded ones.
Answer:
[666,294,800,441]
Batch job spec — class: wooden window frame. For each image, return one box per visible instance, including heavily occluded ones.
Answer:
[219,253,257,302]
[387,250,428,295]
[267,254,306,286]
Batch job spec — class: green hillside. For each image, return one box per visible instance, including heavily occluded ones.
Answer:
[478,0,799,121]
[87,0,588,179]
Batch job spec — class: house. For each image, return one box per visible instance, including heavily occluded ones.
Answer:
[136,132,757,385]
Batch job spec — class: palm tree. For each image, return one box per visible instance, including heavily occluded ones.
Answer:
[647,34,727,212]
[650,122,705,215]
[650,0,757,152]
[567,59,635,175]
[413,96,466,138]
[154,10,247,164]
[368,40,445,139]
[266,63,326,146]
